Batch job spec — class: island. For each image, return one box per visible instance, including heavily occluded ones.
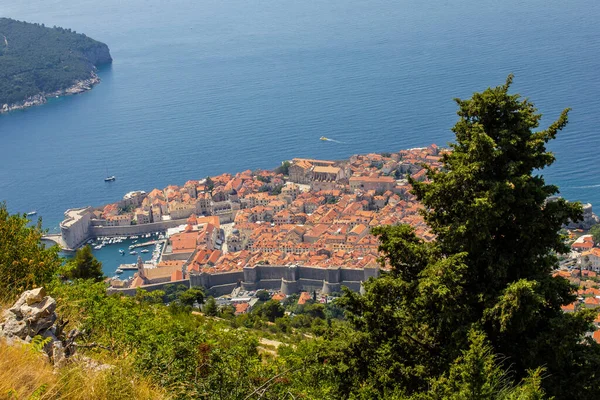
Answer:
[0,18,112,113]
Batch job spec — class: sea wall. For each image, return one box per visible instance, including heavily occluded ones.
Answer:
[90,218,188,237]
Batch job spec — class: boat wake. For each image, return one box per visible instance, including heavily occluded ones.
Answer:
[320,136,345,144]
[564,184,600,189]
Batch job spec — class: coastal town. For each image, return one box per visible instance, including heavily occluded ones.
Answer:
[57,145,444,292]
[55,144,600,332]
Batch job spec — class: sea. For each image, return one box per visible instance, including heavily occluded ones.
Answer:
[1,0,599,274]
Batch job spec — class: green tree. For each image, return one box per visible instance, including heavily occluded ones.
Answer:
[204,176,214,195]
[275,160,291,176]
[177,286,205,307]
[340,76,600,399]
[203,296,218,316]
[256,300,285,322]
[61,245,103,281]
[0,203,62,299]
[256,290,271,301]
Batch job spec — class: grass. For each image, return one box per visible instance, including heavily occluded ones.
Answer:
[0,339,166,400]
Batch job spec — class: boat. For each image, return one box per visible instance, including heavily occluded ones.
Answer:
[26,210,37,216]
[320,136,328,141]
[115,269,123,274]
[119,249,125,255]
[129,251,137,255]
[104,176,116,182]
[94,245,103,250]
[141,249,149,253]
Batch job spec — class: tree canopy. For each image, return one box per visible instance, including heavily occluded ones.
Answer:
[60,245,104,282]
[339,75,600,399]
[0,202,62,299]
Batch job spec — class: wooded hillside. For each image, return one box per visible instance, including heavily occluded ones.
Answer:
[0,18,112,106]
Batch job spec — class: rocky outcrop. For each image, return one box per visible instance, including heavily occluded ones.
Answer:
[81,43,113,66]
[2,288,57,340]
[0,73,101,114]
[1,287,111,370]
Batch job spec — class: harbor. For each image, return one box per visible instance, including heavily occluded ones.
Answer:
[66,232,166,279]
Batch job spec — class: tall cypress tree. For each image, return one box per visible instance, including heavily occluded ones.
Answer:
[341,76,600,399]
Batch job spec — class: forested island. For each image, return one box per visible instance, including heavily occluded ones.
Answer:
[0,18,112,113]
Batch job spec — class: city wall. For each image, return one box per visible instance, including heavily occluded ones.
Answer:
[189,270,244,296]
[90,218,189,237]
[109,265,378,297]
[234,264,378,295]
[107,279,191,296]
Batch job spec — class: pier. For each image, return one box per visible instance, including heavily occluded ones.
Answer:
[41,234,73,251]
[129,240,163,249]
[118,264,139,271]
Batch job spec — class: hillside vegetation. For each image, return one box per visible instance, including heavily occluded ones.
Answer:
[0,18,112,106]
[1,78,599,399]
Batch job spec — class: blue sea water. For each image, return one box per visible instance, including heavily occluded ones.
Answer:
[1,0,600,234]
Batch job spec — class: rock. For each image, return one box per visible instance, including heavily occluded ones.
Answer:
[1,288,57,339]
[75,355,114,372]
[1,288,87,368]
[52,341,67,368]
[29,313,57,336]
[25,287,46,305]
[21,296,56,322]
[8,295,27,318]
[1,317,27,338]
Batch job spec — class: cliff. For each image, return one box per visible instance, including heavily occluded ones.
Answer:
[0,18,112,113]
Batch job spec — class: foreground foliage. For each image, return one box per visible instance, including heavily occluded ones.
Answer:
[0,202,62,300]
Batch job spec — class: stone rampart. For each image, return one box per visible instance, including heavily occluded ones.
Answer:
[90,219,188,237]
[239,264,379,294]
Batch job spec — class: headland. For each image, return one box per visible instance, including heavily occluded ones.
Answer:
[0,18,112,114]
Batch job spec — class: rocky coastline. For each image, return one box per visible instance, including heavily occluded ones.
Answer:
[0,71,101,114]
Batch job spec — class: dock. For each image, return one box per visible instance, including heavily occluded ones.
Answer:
[118,264,139,271]
[128,240,163,249]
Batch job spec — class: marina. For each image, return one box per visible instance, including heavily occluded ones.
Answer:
[64,232,166,278]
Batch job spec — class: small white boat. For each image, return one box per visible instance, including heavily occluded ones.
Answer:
[129,251,137,255]
[115,269,123,274]
[119,249,125,255]
[141,249,149,253]
[104,176,116,182]
[26,210,37,216]
[94,245,103,250]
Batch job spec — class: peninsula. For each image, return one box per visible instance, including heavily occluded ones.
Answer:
[0,18,112,113]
